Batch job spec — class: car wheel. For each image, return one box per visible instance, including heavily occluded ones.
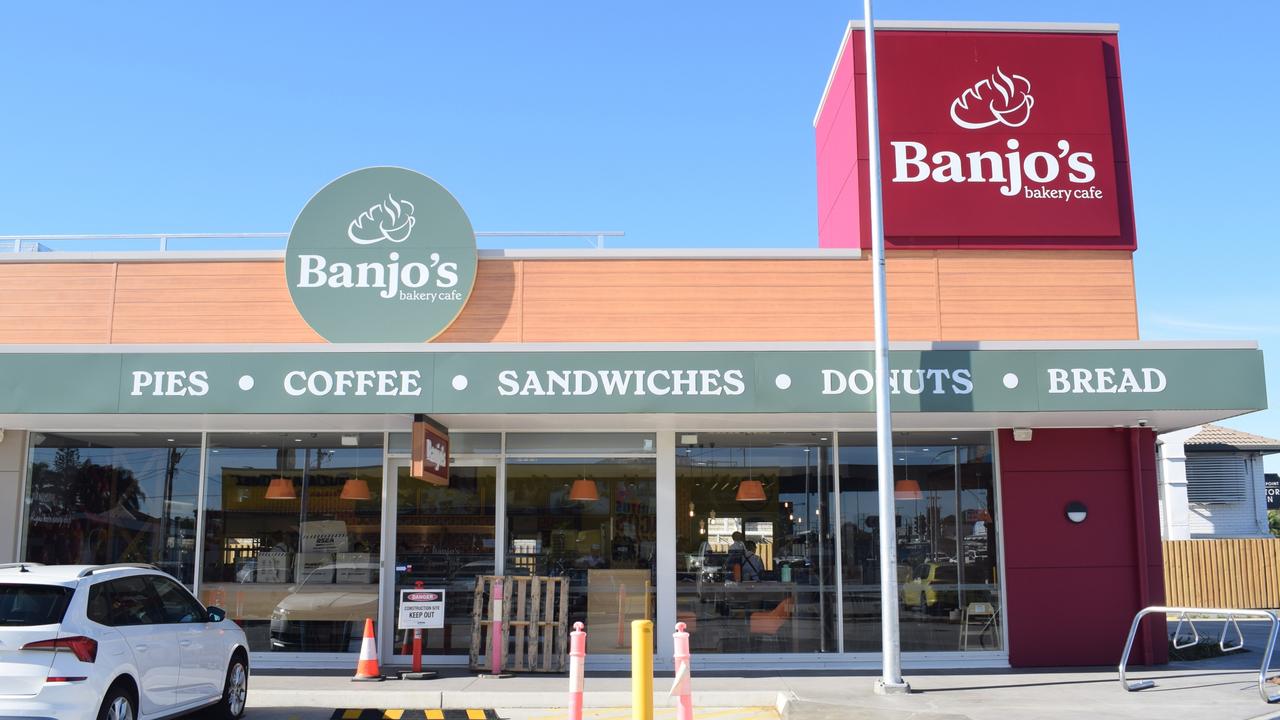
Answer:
[99,684,136,720]
[211,653,249,720]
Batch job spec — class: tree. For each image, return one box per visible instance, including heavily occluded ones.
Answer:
[1269,510,1280,538]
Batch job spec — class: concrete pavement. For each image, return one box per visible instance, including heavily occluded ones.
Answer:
[245,664,1280,720]
[246,621,1280,720]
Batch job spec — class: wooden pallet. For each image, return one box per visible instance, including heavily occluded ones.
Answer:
[469,575,570,673]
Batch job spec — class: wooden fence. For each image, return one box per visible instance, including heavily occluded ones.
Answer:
[1163,539,1280,609]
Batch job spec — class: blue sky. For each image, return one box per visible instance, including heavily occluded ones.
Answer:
[0,2,1276,469]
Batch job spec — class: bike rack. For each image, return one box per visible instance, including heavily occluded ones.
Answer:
[1118,606,1280,703]
[1171,611,1200,650]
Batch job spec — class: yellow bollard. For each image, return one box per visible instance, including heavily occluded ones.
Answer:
[631,619,654,720]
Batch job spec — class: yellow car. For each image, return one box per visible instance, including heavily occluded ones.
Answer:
[901,562,959,614]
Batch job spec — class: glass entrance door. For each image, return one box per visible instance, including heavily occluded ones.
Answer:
[387,458,497,662]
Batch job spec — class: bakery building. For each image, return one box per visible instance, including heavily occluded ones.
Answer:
[0,21,1268,670]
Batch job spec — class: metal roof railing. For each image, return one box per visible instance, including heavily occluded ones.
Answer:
[0,231,625,253]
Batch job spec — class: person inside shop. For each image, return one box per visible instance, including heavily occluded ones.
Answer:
[726,531,746,579]
[579,544,607,569]
[741,540,765,582]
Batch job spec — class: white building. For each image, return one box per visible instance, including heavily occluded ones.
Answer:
[1158,424,1280,539]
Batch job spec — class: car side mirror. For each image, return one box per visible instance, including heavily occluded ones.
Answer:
[206,606,226,623]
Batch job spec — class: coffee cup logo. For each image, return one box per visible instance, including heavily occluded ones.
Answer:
[348,194,416,245]
[949,67,1034,129]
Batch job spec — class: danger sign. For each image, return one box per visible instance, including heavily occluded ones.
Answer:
[398,589,445,630]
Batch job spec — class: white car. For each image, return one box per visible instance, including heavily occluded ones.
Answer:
[0,563,249,720]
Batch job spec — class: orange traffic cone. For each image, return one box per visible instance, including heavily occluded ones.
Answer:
[352,618,383,682]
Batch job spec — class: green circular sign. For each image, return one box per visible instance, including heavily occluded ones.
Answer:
[286,167,477,343]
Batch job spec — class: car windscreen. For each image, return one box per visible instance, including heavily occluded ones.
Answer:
[0,584,74,626]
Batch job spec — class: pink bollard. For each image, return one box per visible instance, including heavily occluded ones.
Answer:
[568,622,587,720]
[490,579,505,675]
[671,622,693,720]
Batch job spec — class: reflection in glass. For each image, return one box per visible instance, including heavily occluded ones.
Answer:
[25,433,202,584]
[200,432,384,653]
[675,433,836,654]
[838,435,1001,652]
[392,464,496,656]
[504,458,656,654]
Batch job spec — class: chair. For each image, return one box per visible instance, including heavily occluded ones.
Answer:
[960,601,999,650]
[749,596,794,651]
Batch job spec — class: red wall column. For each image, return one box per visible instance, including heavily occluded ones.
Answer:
[998,428,1167,667]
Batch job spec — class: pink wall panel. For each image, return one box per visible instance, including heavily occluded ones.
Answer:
[816,33,861,249]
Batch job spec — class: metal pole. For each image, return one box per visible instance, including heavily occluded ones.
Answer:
[864,1,909,695]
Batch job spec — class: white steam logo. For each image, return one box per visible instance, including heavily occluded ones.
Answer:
[348,194,416,245]
[949,67,1034,130]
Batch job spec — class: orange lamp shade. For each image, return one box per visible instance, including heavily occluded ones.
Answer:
[735,479,766,502]
[569,478,599,502]
[340,477,372,501]
[265,477,296,500]
[894,479,923,501]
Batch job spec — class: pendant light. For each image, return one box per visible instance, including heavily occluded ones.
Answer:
[339,445,371,501]
[340,477,372,501]
[735,444,766,502]
[893,479,922,501]
[265,435,296,500]
[569,462,599,502]
[894,449,921,500]
[265,476,296,500]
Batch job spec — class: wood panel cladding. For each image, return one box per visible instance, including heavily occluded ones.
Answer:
[0,263,116,343]
[0,250,1137,344]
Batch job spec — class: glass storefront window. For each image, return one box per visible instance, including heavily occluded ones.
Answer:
[504,457,656,654]
[21,427,1004,660]
[24,432,202,584]
[200,432,384,654]
[505,433,656,455]
[389,432,501,456]
[391,462,496,656]
[676,432,837,654]
[838,432,1001,652]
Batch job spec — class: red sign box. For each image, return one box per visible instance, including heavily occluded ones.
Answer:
[815,25,1136,250]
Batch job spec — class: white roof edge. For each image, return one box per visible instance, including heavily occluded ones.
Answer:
[0,340,1259,354]
[0,248,863,263]
[813,21,856,128]
[814,20,1120,127]
[846,20,1119,33]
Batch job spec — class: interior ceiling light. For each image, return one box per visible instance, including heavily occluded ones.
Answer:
[735,443,766,502]
[265,436,296,500]
[894,479,922,501]
[265,476,296,500]
[570,461,599,502]
[340,477,372,501]
[735,479,766,503]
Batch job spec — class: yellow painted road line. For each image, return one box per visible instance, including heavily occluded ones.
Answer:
[694,709,778,720]
[525,708,777,720]
[342,710,363,720]
[465,711,488,720]
[383,711,405,720]
[425,711,445,720]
